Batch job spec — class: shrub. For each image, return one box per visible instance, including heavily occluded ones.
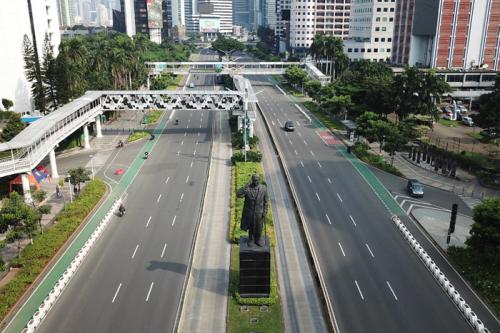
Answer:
[352,142,403,177]
[231,132,259,149]
[0,179,106,322]
[231,150,262,163]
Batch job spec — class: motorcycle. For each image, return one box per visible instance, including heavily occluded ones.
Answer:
[116,140,124,148]
[175,119,179,125]
[118,205,125,217]
[144,151,149,159]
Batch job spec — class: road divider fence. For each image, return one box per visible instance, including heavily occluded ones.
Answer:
[391,215,490,333]
[21,198,123,333]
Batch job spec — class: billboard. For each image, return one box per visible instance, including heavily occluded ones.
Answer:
[147,0,163,29]
[199,18,220,33]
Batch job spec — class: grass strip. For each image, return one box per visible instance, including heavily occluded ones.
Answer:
[128,131,149,142]
[302,101,344,131]
[0,179,106,322]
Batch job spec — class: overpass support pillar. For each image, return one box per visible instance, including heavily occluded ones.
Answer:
[95,115,103,138]
[83,124,91,149]
[49,149,59,179]
[249,119,255,138]
[21,173,32,203]
[237,116,243,131]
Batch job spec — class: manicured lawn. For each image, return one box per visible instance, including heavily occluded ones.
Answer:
[143,110,164,124]
[167,75,184,90]
[228,245,282,333]
[303,101,344,130]
[273,76,304,97]
[127,131,149,142]
[438,118,459,127]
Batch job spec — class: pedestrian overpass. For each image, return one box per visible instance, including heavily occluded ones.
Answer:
[146,61,331,85]
[0,89,256,201]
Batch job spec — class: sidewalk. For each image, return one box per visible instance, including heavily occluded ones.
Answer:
[178,109,231,331]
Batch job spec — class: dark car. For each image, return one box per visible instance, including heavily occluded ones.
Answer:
[480,128,498,138]
[284,121,295,131]
[407,179,424,198]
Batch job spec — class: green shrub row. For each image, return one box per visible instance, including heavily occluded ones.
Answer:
[0,179,106,322]
[128,131,149,142]
[231,132,259,150]
[231,150,262,163]
[352,142,404,177]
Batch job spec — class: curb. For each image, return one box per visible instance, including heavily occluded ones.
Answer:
[0,181,110,331]
[172,111,215,333]
[391,215,490,333]
[256,102,339,333]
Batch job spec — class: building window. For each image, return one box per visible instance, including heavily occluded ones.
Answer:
[375,38,379,42]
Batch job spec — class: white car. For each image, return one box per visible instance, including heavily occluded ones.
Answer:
[189,82,195,88]
[462,116,474,126]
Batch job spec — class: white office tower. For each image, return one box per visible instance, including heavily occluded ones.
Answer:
[289,0,350,52]
[57,0,76,27]
[123,0,136,36]
[265,0,277,29]
[170,0,186,30]
[97,3,111,26]
[344,0,396,62]
[0,0,61,113]
[275,0,291,52]
[186,0,232,36]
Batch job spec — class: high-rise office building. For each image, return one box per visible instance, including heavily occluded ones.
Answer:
[392,0,500,69]
[275,0,291,51]
[57,0,76,27]
[289,0,351,52]
[233,0,263,31]
[264,0,277,29]
[344,0,396,62]
[185,0,232,36]
[0,0,61,113]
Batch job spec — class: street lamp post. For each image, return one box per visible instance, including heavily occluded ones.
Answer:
[67,175,73,203]
[244,88,249,162]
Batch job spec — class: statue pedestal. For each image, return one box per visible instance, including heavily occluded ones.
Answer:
[239,236,271,298]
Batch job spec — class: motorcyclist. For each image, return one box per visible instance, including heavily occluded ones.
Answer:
[175,119,179,125]
[118,203,126,216]
[144,151,149,159]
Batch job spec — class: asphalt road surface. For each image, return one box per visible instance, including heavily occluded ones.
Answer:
[38,75,215,333]
[250,75,498,333]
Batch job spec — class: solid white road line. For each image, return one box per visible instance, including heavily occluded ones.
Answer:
[328,178,332,184]
[366,244,375,258]
[131,244,139,259]
[165,176,170,184]
[349,215,357,227]
[386,281,398,301]
[307,175,312,183]
[355,280,365,300]
[315,192,321,201]
[146,216,152,228]
[338,242,346,257]
[336,193,343,203]
[161,243,167,258]
[172,215,177,226]
[326,214,332,225]
[112,283,122,303]
[145,282,154,302]
[317,161,322,168]
[186,175,190,183]
[300,161,305,168]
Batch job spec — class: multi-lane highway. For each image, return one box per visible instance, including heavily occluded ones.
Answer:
[37,73,216,332]
[250,75,499,333]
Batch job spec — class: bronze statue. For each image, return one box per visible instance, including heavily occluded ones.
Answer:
[237,174,269,247]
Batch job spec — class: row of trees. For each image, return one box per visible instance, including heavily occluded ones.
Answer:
[23,32,193,113]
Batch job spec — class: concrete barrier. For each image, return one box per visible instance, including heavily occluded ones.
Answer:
[390,215,489,333]
[21,198,122,331]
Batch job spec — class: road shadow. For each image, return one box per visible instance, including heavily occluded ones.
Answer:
[190,267,230,296]
[147,260,187,274]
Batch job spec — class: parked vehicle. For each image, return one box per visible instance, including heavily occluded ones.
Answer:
[461,116,474,127]
[480,128,499,138]
[284,120,295,131]
[189,82,195,88]
[407,179,424,198]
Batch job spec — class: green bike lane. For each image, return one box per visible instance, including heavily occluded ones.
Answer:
[268,75,405,216]
[5,113,170,333]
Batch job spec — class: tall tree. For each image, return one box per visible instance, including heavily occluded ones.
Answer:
[55,49,71,104]
[211,36,245,60]
[476,75,500,131]
[1,99,13,111]
[284,65,308,86]
[41,34,58,110]
[22,35,45,112]
[466,197,500,266]
[68,167,92,192]
[0,113,26,142]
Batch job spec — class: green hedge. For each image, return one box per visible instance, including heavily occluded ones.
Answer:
[352,142,404,177]
[128,131,149,142]
[0,179,106,322]
[231,150,262,163]
[448,246,500,313]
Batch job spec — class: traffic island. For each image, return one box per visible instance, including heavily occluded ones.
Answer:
[227,162,282,332]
